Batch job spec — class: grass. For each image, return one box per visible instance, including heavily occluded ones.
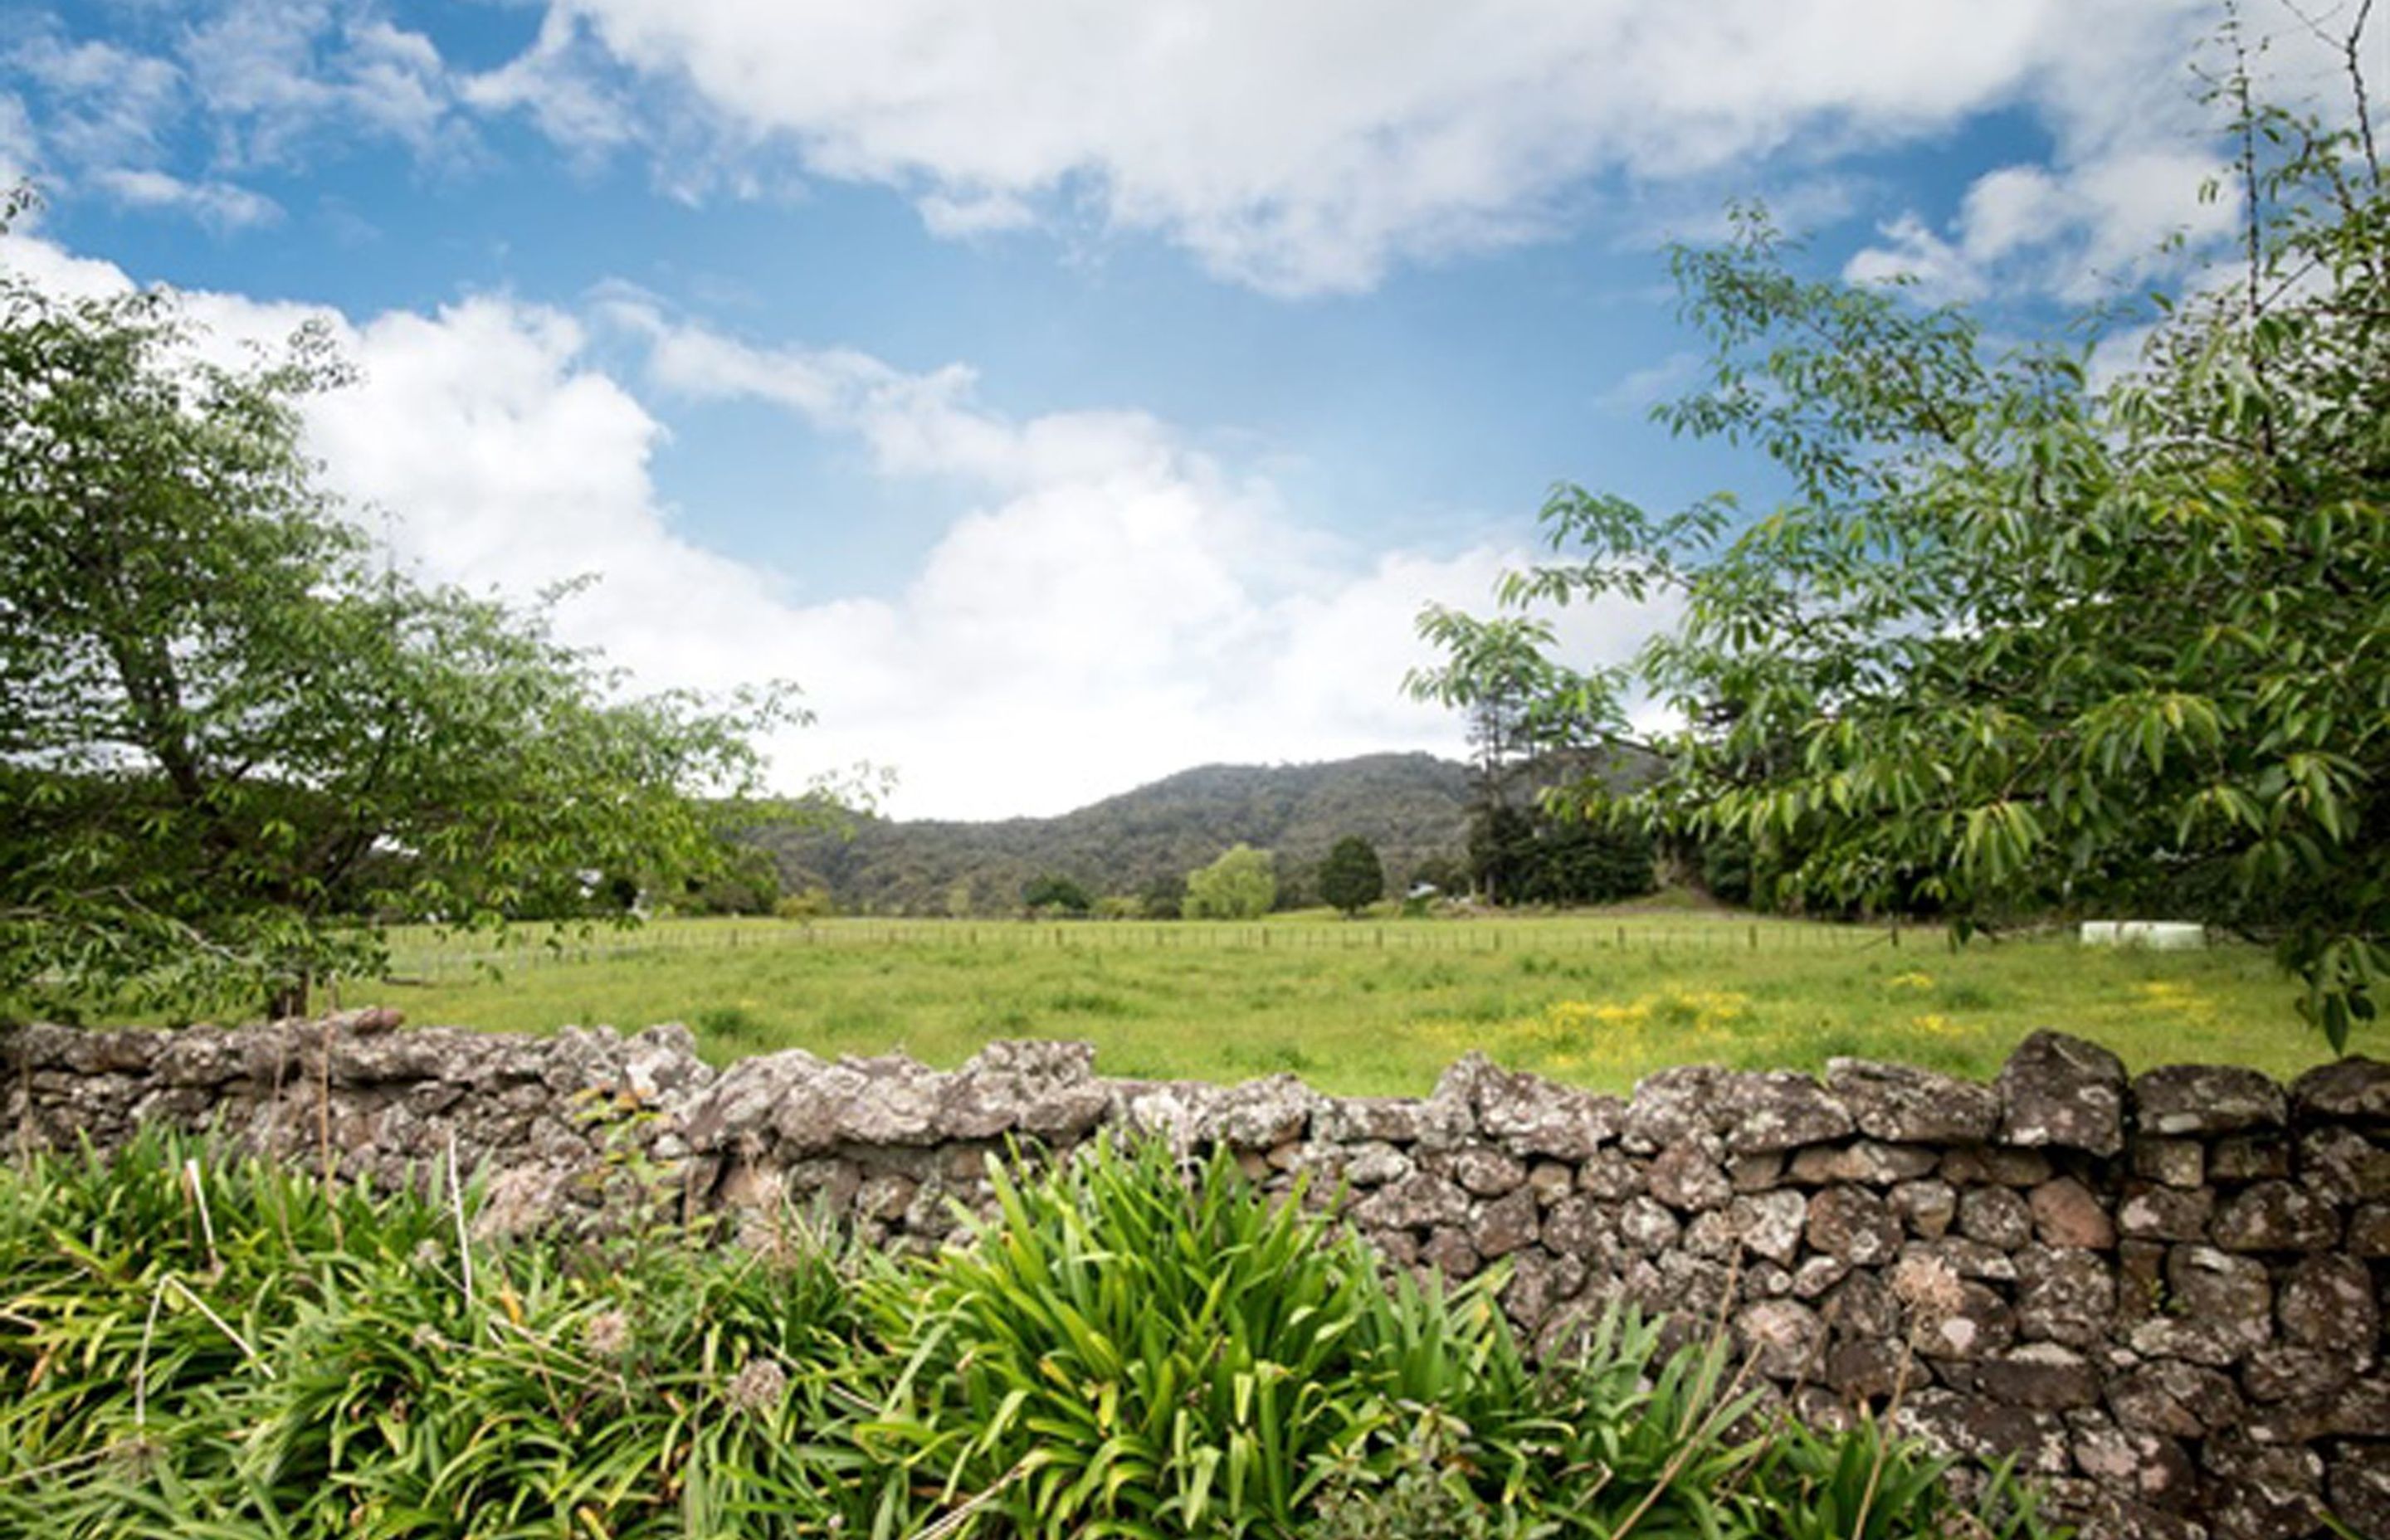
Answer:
[325,911,2374,1095]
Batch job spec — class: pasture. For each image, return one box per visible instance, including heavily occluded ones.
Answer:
[356,912,2364,1095]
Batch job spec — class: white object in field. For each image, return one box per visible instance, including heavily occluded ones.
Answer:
[2079,920,2206,950]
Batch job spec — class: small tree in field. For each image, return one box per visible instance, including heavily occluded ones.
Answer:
[0,206,805,1021]
[1316,836,1385,917]
[1184,845,1276,920]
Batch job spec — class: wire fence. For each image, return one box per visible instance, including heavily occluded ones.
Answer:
[375,914,1911,984]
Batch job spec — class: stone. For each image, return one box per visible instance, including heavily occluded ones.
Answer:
[1682,1209,1740,1262]
[1342,1141,1412,1187]
[2029,1175,2116,1249]
[2070,1425,2202,1510]
[2131,1136,2207,1189]
[1957,1185,2034,1250]
[1726,1150,1784,1192]
[1806,1186,1903,1265]
[1938,1144,2054,1187]
[1525,1159,1575,1206]
[1314,1092,1471,1147]
[1996,1031,2127,1156]
[1912,1280,2016,1362]
[2329,1447,2390,1540]
[1419,1226,1480,1281]
[2289,1055,2390,1128]
[1442,1147,1528,1196]
[2124,1247,2272,1367]
[2109,1360,2247,1438]
[1822,1270,1902,1341]
[1790,1254,1849,1299]
[1785,1140,1939,1186]
[1954,1343,2104,1410]
[1734,1299,1826,1379]
[2275,1254,2379,1360]
[1500,1250,1568,1333]
[1891,1390,2071,1475]
[2203,1430,2328,1540]
[1208,1074,1326,1148]
[2209,1133,2293,1182]
[829,1056,944,1146]
[1715,1070,1854,1153]
[1727,1189,1808,1265]
[2353,1202,2390,1255]
[1471,1190,1541,1259]
[1539,1195,1611,1258]
[1622,1064,1730,1149]
[2240,1347,2354,1404]
[939,1039,1109,1139]
[1825,1057,2002,1143]
[2131,1065,2286,1136]
[1904,1235,2018,1282]
[1825,1338,1916,1400]
[1446,1055,1622,1158]
[2119,1182,2217,1242]
[2296,1125,2390,1202]
[1352,1171,1469,1230]
[1619,1196,1681,1255]
[2210,1180,2339,1252]
[2017,1245,2117,1348]
[1889,1178,1958,1238]
[1577,1148,1645,1199]
[1647,1142,1731,1212]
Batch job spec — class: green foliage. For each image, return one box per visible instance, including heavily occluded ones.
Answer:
[1427,77,2390,1046]
[0,241,803,1019]
[1185,843,1279,919]
[773,887,837,921]
[1469,805,1656,909]
[1022,872,1095,916]
[676,845,783,918]
[1318,836,1387,916]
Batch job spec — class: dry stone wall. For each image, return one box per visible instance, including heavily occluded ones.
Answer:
[5,1014,2386,1540]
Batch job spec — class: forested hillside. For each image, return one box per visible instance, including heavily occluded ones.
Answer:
[748,753,1475,915]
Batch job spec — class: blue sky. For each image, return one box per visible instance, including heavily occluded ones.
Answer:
[2,1,2363,817]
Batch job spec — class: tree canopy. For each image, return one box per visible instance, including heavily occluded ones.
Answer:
[1316,836,1385,917]
[1183,845,1277,920]
[0,228,803,1019]
[1422,61,2387,1046]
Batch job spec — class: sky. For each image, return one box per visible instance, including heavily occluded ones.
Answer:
[0,1,2373,819]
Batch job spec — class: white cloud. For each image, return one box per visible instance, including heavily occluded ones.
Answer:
[2,229,1670,819]
[480,0,2240,294]
[1846,149,2237,305]
[90,167,281,230]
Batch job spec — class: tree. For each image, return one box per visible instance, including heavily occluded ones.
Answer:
[1427,43,2388,1046]
[1022,873,1093,917]
[0,221,804,1020]
[1316,836,1385,917]
[1183,845,1276,920]
[1403,611,1599,903]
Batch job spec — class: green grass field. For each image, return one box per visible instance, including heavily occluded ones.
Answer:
[345,911,2371,1097]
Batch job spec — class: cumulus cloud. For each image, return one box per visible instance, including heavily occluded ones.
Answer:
[1845,149,2238,305]
[90,167,281,230]
[2,229,1667,819]
[476,0,2233,294]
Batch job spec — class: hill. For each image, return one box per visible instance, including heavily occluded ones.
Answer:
[748,753,1477,915]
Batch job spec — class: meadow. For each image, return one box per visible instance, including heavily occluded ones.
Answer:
[354,910,2368,1095]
